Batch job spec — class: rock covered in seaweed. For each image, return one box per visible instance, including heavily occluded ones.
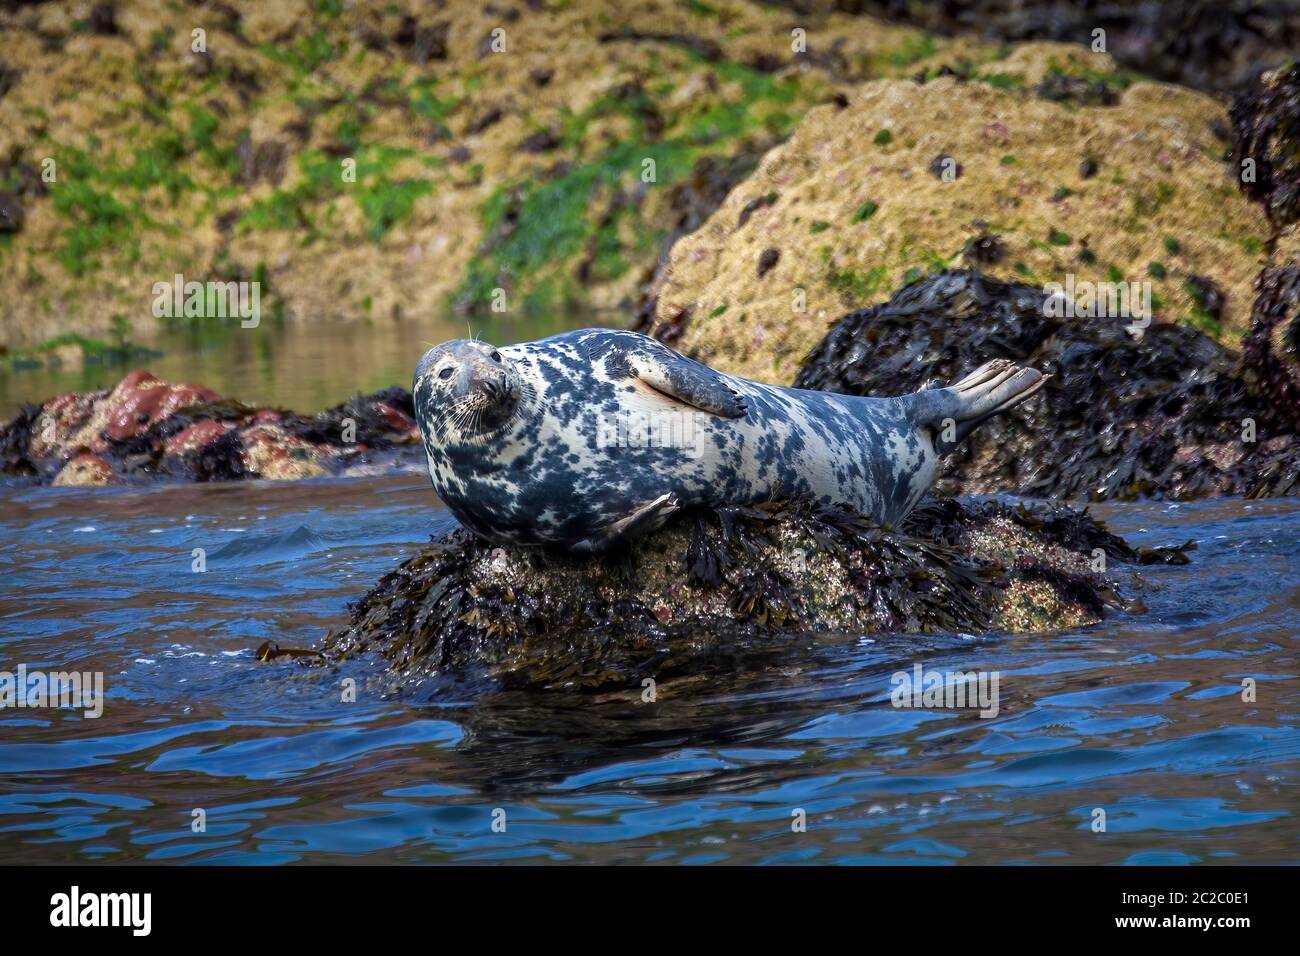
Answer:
[318,498,1189,691]
[643,43,1268,380]
[1242,249,1300,436]
[1231,61,1300,229]
[1232,64,1300,432]
[795,270,1300,501]
[0,369,422,485]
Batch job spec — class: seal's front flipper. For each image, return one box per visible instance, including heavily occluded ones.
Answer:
[570,493,680,553]
[906,359,1047,455]
[626,345,748,419]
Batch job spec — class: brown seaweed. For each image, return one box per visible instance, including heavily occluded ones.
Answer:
[794,269,1300,501]
[1231,61,1300,228]
[316,497,1187,692]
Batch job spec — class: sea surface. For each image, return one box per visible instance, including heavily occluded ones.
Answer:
[2,475,1298,864]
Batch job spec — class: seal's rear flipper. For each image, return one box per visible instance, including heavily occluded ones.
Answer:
[908,359,1047,455]
[570,493,681,553]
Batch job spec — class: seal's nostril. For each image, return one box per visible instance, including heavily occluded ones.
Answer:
[482,379,500,400]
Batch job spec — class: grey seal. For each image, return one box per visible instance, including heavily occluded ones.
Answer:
[413,329,1044,551]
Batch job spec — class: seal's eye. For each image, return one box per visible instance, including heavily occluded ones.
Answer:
[490,351,502,363]
[438,367,454,380]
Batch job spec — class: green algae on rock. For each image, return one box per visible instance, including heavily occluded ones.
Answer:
[795,270,1300,502]
[0,0,1001,348]
[318,497,1190,690]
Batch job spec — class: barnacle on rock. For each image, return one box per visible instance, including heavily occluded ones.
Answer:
[0,0,1001,348]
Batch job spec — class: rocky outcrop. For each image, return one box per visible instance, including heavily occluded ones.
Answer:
[809,0,1300,95]
[642,43,1270,383]
[1230,64,1300,452]
[795,270,1300,501]
[1243,246,1300,437]
[1231,61,1300,230]
[0,369,422,485]
[0,0,1003,349]
[317,496,1190,690]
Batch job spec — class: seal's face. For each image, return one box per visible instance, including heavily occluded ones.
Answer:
[414,340,522,444]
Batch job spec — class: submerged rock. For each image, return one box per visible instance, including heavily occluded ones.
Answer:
[318,497,1190,691]
[0,370,422,485]
[795,270,1300,501]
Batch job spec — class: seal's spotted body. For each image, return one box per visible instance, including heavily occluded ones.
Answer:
[414,329,1044,551]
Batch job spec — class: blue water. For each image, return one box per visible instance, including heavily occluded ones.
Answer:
[1,477,1298,864]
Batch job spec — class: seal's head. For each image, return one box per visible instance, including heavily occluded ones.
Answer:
[414,340,522,444]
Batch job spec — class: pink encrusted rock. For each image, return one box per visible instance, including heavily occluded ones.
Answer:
[165,419,232,456]
[373,402,419,439]
[3,370,425,485]
[99,370,222,442]
[29,370,224,458]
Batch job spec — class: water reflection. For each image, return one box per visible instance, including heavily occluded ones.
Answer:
[0,311,599,417]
